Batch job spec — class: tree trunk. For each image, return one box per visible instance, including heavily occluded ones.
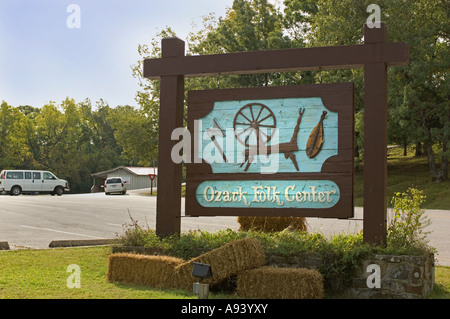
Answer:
[426,137,448,182]
[439,137,449,181]
[426,139,437,178]
[415,142,423,156]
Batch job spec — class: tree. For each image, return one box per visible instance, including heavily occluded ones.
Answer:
[190,0,302,87]
[80,99,126,172]
[109,105,158,166]
[285,0,449,181]
[0,101,34,168]
[383,0,449,182]
[1,98,134,193]
[284,0,367,163]
[31,97,126,193]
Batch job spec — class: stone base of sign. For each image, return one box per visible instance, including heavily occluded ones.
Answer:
[265,252,435,299]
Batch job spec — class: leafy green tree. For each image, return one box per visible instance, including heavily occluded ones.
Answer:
[80,99,126,173]
[31,98,124,192]
[382,0,449,181]
[1,98,138,193]
[190,0,302,87]
[34,101,69,170]
[129,28,177,166]
[284,0,367,161]
[33,99,82,190]
[285,0,449,181]
[0,101,34,168]
[108,105,158,166]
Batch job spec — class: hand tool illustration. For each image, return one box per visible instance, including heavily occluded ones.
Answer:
[206,118,228,163]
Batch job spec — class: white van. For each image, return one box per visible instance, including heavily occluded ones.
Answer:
[0,170,70,196]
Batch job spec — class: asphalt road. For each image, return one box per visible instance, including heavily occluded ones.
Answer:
[1,190,449,266]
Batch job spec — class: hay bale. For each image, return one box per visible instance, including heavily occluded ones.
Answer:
[238,216,307,232]
[173,238,265,291]
[237,266,324,299]
[106,253,184,288]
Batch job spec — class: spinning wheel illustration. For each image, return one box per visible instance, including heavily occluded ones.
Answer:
[233,103,277,148]
[229,102,327,171]
[232,103,306,172]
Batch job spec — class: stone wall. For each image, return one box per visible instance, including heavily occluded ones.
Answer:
[265,252,435,299]
[344,254,434,299]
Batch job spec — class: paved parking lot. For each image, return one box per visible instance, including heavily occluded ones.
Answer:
[0,191,240,249]
[1,190,449,266]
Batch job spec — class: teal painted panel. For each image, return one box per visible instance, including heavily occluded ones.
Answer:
[196,180,340,209]
[197,97,338,174]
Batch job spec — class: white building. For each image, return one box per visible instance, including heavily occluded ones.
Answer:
[91,166,157,192]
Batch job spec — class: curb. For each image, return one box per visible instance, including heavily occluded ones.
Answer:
[0,242,10,250]
[48,238,120,248]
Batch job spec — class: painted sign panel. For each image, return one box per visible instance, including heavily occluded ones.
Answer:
[186,83,354,218]
[196,97,338,174]
[196,180,340,209]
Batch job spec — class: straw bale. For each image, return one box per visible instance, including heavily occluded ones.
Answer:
[237,266,324,299]
[173,238,266,290]
[237,216,307,232]
[106,253,184,288]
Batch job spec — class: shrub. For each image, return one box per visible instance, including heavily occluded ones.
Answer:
[387,187,433,253]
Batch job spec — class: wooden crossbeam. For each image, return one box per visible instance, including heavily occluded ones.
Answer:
[144,42,408,79]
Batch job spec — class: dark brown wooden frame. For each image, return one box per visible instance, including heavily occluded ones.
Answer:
[143,23,409,244]
[186,83,354,219]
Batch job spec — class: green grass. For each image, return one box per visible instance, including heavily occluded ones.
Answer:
[429,266,450,299]
[0,246,199,299]
[1,243,448,299]
[354,147,450,209]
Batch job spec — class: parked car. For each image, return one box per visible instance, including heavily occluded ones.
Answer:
[104,177,127,195]
[0,169,70,196]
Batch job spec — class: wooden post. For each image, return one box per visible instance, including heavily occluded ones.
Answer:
[155,37,185,237]
[363,23,388,245]
[197,283,210,299]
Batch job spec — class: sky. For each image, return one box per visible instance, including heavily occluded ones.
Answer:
[0,0,236,109]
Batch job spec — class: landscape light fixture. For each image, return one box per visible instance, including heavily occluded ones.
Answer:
[192,262,212,299]
[192,262,212,282]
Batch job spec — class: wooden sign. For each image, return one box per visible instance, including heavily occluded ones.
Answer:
[144,23,409,244]
[186,83,354,218]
